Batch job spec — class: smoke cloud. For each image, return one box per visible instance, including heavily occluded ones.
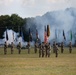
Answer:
[25,7,76,45]
[1,7,76,46]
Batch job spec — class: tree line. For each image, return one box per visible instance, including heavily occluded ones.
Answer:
[0,14,25,39]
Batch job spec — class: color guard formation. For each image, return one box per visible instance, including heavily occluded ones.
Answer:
[4,41,73,58]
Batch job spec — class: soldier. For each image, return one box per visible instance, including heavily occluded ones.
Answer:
[55,43,59,57]
[18,42,21,54]
[11,42,14,54]
[45,43,47,57]
[53,41,55,53]
[38,43,42,57]
[69,41,72,53]
[61,42,64,53]
[47,43,51,57]
[4,41,8,55]
[27,42,30,54]
[42,42,45,57]
[34,42,37,53]
[45,43,49,57]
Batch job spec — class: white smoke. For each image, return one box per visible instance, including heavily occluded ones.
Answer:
[2,29,30,46]
[25,7,76,45]
[3,29,17,44]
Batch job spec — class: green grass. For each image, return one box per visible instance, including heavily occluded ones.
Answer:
[0,47,76,75]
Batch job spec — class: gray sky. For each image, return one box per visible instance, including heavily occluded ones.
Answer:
[0,0,76,18]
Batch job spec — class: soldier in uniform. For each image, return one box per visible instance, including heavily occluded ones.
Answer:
[11,42,14,54]
[45,43,47,57]
[47,43,51,57]
[61,42,64,53]
[4,41,8,55]
[55,43,59,57]
[53,41,55,53]
[38,43,42,57]
[34,42,37,53]
[18,42,21,54]
[27,42,30,54]
[42,42,45,57]
[69,41,72,53]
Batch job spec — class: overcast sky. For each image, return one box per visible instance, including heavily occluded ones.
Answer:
[0,0,76,18]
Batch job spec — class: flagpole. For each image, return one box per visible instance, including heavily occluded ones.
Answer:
[12,27,14,43]
[6,26,8,45]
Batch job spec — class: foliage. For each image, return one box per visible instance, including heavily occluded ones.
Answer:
[0,14,25,38]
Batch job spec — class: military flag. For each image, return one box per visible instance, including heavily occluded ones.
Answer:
[70,30,72,41]
[55,29,57,40]
[47,25,50,37]
[6,28,8,41]
[12,27,14,41]
[19,27,22,37]
[36,29,39,39]
[21,28,24,41]
[63,30,66,40]
[29,28,32,42]
[12,31,14,41]
[44,26,48,43]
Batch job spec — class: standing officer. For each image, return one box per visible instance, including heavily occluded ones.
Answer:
[39,43,42,57]
[45,43,48,57]
[42,42,45,57]
[69,41,72,53]
[27,42,30,54]
[4,41,8,55]
[11,42,14,54]
[18,42,21,54]
[47,43,51,57]
[61,42,64,53]
[53,41,55,53]
[55,43,59,57]
[34,42,37,53]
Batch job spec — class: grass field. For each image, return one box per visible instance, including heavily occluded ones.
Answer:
[0,47,76,75]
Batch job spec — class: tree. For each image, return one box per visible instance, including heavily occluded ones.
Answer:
[0,14,25,39]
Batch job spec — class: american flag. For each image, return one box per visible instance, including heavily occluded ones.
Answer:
[44,26,48,43]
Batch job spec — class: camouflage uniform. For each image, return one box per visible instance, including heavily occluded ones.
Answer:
[4,42,8,55]
[55,44,59,57]
[27,42,30,54]
[42,42,45,57]
[45,43,47,57]
[18,42,21,54]
[61,42,64,53]
[38,44,42,57]
[34,42,38,53]
[53,41,55,53]
[47,43,51,57]
[69,42,72,53]
[11,42,14,54]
